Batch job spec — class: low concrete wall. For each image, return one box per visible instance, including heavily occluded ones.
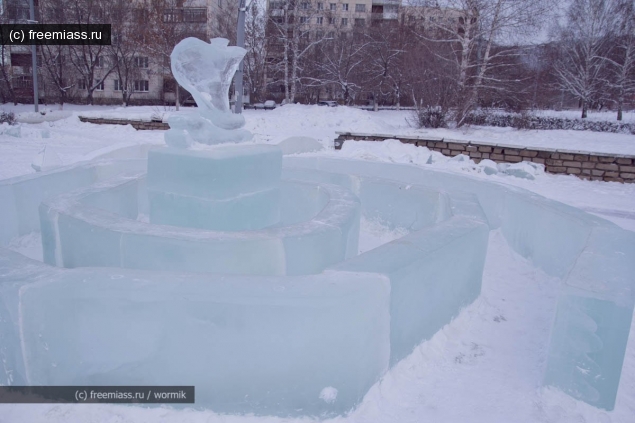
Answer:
[335,132,635,183]
[78,116,169,130]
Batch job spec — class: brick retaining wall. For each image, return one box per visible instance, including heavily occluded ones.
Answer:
[335,132,635,183]
[78,116,169,130]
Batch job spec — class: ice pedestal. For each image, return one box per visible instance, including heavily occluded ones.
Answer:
[147,145,283,231]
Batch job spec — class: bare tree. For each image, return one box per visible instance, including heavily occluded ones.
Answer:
[107,1,153,106]
[553,0,615,118]
[408,0,553,124]
[243,0,268,102]
[364,20,414,109]
[304,31,371,104]
[65,0,117,104]
[605,0,635,120]
[144,0,209,109]
[39,0,75,108]
[267,0,330,103]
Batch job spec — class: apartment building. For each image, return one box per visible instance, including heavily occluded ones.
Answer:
[0,0,232,105]
[264,0,464,103]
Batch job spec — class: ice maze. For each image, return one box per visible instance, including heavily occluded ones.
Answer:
[1,151,633,414]
[1,37,634,416]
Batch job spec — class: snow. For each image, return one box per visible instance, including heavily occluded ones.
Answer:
[1,103,634,422]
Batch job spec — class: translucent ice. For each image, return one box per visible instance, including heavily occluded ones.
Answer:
[545,226,635,410]
[31,146,62,172]
[1,248,390,416]
[147,145,283,230]
[166,38,252,146]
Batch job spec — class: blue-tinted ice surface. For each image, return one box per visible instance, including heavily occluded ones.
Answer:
[147,145,283,230]
[1,155,633,414]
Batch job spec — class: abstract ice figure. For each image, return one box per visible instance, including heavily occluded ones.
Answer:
[165,38,252,148]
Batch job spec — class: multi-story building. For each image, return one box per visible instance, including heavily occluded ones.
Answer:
[0,0,233,105]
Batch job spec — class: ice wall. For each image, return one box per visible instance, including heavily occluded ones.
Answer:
[0,159,147,246]
[40,174,360,276]
[1,248,390,416]
[285,156,635,411]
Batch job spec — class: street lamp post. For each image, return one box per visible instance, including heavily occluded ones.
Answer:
[234,0,253,114]
[28,0,38,112]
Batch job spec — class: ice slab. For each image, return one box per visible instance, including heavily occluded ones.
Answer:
[149,188,280,231]
[11,255,390,416]
[41,175,360,276]
[545,226,635,410]
[147,145,282,200]
[281,168,450,230]
[501,192,593,278]
[331,215,488,365]
[0,159,146,246]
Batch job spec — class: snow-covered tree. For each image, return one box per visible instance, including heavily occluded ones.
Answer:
[553,0,616,118]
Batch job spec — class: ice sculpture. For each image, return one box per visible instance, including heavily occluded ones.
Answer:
[165,37,252,148]
[151,37,281,230]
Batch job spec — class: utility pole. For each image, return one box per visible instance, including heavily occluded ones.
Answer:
[234,0,253,114]
[28,0,38,112]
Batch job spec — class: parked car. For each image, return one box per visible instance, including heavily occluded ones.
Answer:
[263,100,277,110]
[317,101,338,107]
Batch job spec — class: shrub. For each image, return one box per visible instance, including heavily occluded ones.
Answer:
[0,111,16,125]
[411,106,448,129]
[462,109,635,134]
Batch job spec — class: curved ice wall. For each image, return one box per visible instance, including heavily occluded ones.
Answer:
[0,150,632,415]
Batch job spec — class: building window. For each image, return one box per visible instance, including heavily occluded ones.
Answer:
[316,16,323,25]
[94,56,104,68]
[183,8,207,23]
[15,75,32,89]
[163,8,180,22]
[355,4,365,12]
[341,17,348,25]
[218,0,222,6]
[134,56,149,68]
[342,3,349,11]
[317,2,323,10]
[114,80,122,91]
[78,79,87,90]
[301,2,309,9]
[354,18,365,27]
[327,31,335,38]
[134,80,149,92]
[328,17,335,24]
[330,3,336,10]
[316,30,324,38]
[300,16,308,24]
[95,80,104,91]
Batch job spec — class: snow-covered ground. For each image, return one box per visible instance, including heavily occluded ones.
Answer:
[1,104,635,422]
